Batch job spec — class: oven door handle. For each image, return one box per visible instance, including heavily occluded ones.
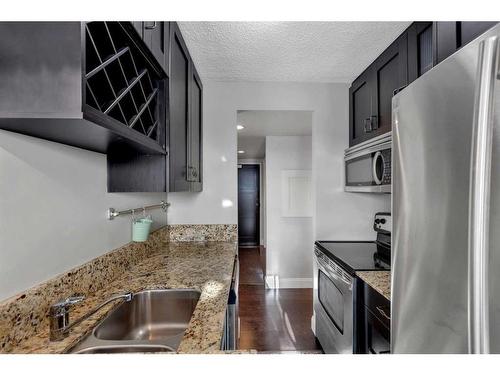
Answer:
[315,257,353,289]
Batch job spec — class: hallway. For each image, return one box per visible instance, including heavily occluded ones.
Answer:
[238,247,322,353]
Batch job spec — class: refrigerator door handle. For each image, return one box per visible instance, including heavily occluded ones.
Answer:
[468,36,499,354]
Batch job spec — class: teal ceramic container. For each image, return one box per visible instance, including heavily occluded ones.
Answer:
[132,218,153,242]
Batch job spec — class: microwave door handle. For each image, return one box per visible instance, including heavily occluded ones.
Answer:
[468,36,498,354]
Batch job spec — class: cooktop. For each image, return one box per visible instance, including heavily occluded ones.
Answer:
[314,212,391,275]
[314,240,390,275]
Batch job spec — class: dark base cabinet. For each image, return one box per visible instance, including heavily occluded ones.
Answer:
[357,280,390,354]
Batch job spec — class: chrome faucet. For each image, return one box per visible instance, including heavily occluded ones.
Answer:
[49,292,133,341]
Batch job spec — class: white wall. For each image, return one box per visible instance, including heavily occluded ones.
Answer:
[0,80,391,299]
[0,130,167,301]
[266,136,312,288]
[169,81,390,240]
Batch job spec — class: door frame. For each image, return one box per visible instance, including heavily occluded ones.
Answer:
[237,159,265,247]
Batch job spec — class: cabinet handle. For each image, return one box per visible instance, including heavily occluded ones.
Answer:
[393,85,407,97]
[364,118,372,133]
[371,115,378,130]
[145,21,157,30]
[376,306,390,321]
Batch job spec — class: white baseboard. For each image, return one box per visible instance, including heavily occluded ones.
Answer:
[265,275,279,289]
[279,278,313,288]
[311,312,316,335]
[265,275,312,289]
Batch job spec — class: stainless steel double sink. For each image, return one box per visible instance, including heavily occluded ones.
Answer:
[67,289,201,354]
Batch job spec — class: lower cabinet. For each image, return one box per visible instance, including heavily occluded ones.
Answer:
[357,280,390,354]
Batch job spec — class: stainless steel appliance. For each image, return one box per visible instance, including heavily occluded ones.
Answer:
[392,23,500,353]
[314,213,391,353]
[221,256,239,350]
[344,132,391,193]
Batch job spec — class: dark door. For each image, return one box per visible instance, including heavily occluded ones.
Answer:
[349,68,373,146]
[371,32,408,137]
[407,22,434,83]
[169,23,190,192]
[238,165,260,246]
[188,65,203,192]
[143,21,167,68]
[132,22,143,38]
[436,22,498,64]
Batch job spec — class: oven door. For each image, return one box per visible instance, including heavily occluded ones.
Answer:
[313,250,354,353]
[344,133,391,193]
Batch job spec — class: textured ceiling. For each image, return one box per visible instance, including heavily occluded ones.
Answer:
[178,22,411,82]
[237,110,312,159]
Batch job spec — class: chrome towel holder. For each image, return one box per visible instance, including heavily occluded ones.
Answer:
[107,200,170,220]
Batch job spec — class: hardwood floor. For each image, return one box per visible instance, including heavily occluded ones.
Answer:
[238,247,322,353]
[238,247,264,285]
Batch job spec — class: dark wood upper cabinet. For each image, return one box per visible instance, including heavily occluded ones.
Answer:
[169,22,203,192]
[169,22,191,192]
[408,22,434,82]
[188,65,203,192]
[132,22,143,38]
[143,22,169,71]
[349,33,407,146]
[349,68,374,146]
[348,21,498,147]
[107,21,203,193]
[435,22,498,64]
[132,21,169,73]
[372,33,408,137]
[0,22,167,156]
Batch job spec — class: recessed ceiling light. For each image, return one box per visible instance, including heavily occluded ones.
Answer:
[237,150,245,154]
[237,124,245,130]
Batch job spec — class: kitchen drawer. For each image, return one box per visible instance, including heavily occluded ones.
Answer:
[362,280,390,329]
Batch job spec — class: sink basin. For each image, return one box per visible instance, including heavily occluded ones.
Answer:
[94,289,200,341]
[67,289,201,354]
[73,345,174,354]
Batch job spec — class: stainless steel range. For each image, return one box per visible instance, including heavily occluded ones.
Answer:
[313,213,391,353]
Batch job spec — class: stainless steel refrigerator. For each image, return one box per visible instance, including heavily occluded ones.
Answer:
[392,23,500,353]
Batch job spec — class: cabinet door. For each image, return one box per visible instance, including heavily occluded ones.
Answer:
[169,22,191,192]
[143,21,167,69]
[132,21,143,38]
[188,64,203,191]
[436,22,497,64]
[371,33,408,137]
[460,22,497,46]
[349,68,373,146]
[407,22,434,83]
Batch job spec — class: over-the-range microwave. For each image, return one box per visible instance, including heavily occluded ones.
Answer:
[344,132,391,193]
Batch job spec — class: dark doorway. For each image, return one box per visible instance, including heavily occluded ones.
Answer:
[238,164,260,246]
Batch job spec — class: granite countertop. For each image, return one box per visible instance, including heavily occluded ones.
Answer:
[356,271,391,301]
[9,241,237,354]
